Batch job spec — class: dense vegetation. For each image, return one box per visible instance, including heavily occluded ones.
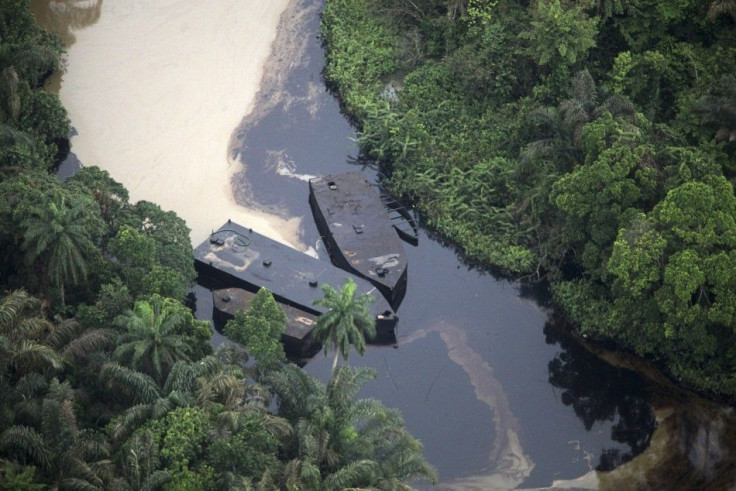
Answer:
[0,1,436,488]
[320,0,736,397]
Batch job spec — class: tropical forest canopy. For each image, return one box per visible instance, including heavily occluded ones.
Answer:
[320,0,736,397]
[0,0,436,488]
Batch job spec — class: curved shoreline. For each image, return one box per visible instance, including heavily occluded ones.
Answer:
[46,0,302,247]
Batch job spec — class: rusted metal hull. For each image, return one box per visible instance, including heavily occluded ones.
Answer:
[194,221,398,338]
[212,287,320,358]
[309,173,408,310]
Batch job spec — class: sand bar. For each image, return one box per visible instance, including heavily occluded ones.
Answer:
[51,0,301,247]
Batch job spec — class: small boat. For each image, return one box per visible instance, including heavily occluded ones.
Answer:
[212,287,319,358]
[309,173,408,310]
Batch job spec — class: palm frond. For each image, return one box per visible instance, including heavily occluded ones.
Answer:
[163,360,196,394]
[100,363,161,404]
[62,328,115,360]
[58,477,101,491]
[141,470,172,491]
[14,372,49,398]
[44,317,80,350]
[11,340,63,373]
[0,425,52,471]
[0,290,41,329]
[570,69,597,106]
[261,413,294,441]
[299,460,322,489]
[323,459,379,491]
[216,471,253,491]
[708,0,736,21]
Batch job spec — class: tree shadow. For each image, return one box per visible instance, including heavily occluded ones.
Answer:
[544,315,657,471]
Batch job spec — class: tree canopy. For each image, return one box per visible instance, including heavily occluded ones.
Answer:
[321,0,736,398]
[0,5,435,488]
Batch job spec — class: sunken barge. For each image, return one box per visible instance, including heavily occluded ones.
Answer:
[212,287,319,358]
[194,220,398,337]
[309,173,409,309]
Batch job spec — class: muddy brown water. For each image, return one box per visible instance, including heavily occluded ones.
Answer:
[33,0,736,488]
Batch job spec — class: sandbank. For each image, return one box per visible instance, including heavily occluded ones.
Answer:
[56,0,302,247]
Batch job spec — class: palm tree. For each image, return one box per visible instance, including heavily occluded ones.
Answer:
[45,316,115,364]
[20,191,100,306]
[102,346,270,444]
[0,378,114,489]
[266,364,437,489]
[111,429,171,491]
[113,295,194,385]
[0,460,46,490]
[312,278,376,373]
[0,290,62,379]
[100,361,181,444]
[328,366,437,489]
[522,69,636,171]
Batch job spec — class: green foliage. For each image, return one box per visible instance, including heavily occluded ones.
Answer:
[150,407,210,469]
[206,412,281,480]
[551,139,652,276]
[224,288,286,370]
[321,0,399,118]
[109,224,159,295]
[66,166,130,229]
[144,407,217,490]
[267,364,438,488]
[114,294,211,385]
[613,0,707,52]
[313,279,376,373]
[0,461,45,490]
[518,0,599,69]
[0,3,436,490]
[117,201,196,300]
[20,189,104,306]
[17,87,69,158]
[603,177,736,389]
[0,0,67,172]
[466,0,499,27]
[322,0,736,398]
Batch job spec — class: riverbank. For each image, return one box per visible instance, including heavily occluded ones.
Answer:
[39,0,303,247]
[320,0,736,402]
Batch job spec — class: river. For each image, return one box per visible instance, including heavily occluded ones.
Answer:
[32,0,736,488]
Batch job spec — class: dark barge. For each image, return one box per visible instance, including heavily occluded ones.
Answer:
[194,220,398,336]
[212,287,319,358]
[309,173,408,309]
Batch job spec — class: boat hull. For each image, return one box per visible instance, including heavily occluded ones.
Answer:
[309,173,408,310]
[194,220,398,336]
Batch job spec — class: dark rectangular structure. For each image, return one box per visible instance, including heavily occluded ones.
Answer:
[194,220,398,335]
[212,287,319,358]
[309,173,408,310]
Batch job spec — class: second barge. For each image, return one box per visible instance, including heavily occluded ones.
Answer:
[309,173,408,309]
[212,287,319,358]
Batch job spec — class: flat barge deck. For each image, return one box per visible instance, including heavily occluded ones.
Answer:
[194,220,398,335]
[309,173,408,309]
